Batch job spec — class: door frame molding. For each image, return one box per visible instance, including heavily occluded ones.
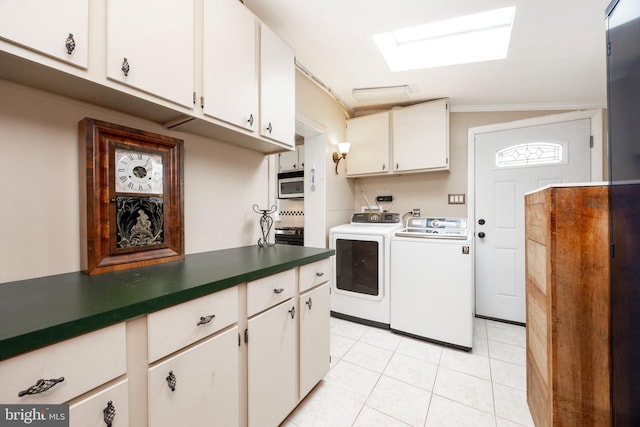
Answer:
[467,109,604,309]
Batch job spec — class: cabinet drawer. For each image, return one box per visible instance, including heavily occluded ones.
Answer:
[148,286,238,362]
[299,258,331,293]
[69,378,128,427]
[247,269,295,317]
[0,323,126,405]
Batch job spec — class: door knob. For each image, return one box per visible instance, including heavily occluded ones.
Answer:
[478,232,486,238]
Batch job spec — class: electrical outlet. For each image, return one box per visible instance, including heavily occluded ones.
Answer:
[412,208,421,217]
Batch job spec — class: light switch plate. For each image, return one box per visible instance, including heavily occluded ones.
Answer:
[448,193,466,204]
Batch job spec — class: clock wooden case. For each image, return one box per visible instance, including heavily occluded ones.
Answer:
[79,118,184,275]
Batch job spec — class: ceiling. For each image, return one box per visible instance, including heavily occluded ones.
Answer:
[243,0,611,114]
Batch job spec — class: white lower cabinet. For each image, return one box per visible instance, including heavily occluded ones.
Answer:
[148,327,239,427]
[3,259,331,426]
[299,282,330,399]
[69,378,129,427]
[247,299,297,427]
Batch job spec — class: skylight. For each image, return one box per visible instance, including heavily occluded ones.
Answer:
[373,6,516,71]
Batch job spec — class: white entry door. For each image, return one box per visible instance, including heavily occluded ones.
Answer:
[475,119,591,323]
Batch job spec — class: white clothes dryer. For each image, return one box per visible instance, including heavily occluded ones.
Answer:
[329,212,403,327]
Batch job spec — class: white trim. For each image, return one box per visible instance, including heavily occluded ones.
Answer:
[451,102,606,113]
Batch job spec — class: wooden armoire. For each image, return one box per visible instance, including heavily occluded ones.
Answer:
[525,184,610,426]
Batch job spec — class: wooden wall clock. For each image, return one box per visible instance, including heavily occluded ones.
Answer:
[79,118,184,275]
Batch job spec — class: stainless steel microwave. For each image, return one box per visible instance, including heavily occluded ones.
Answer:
[277,170,304,199]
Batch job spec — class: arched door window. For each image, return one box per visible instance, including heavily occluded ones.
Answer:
[496,142,564,168]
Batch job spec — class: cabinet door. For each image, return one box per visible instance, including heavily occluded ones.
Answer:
[393,99,449,172]
[278,146,304,171]
[69,379,128,427]
[278,149,299,172]
[106,0,194,109]
[0,0,88,69]
[299,283,330,398]
[203,0,258,132]
[297,145,305,170]
[346,112,390,176]
[248,300,297,427]
[260,24,295,146]
[148,327,239,427]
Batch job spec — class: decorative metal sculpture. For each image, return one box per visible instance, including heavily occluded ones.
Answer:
[252,204,277,247]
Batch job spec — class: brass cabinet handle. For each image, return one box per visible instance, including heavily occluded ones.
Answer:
[315,272,324,277]
[288,306,295,319]
[306,297,313,310]
[273,288,285,294]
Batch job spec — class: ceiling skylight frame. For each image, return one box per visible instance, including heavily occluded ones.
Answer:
[374,6,516,72]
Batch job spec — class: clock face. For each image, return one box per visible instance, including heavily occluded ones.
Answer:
[115,149,163,194]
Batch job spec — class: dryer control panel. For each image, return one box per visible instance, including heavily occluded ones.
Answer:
[351,212,401,224]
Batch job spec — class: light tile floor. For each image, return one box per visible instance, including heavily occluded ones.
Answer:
[282,317,534,427]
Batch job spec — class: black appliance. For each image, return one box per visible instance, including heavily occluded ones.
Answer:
[274,227,304,246]
[606,0,640,424]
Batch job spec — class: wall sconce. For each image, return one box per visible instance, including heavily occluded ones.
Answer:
[332,142,351,175]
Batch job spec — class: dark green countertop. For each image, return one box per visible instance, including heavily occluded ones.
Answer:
[0,245,334,361]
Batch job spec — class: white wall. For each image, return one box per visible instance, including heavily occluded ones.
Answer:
[0,80,268,283]
[294,71,355,239]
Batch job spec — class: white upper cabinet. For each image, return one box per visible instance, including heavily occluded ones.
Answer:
[346,111,391,176]
[0,0,89,69]
[392,98,449,173]
[106,0,194,109]
[346,99,450,177]
[259,24,295,146]
[279,145,304,171]
[202,0,258,132]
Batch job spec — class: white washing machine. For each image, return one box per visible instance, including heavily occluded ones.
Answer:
[329,212,403,327]
[390,217,474,349]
